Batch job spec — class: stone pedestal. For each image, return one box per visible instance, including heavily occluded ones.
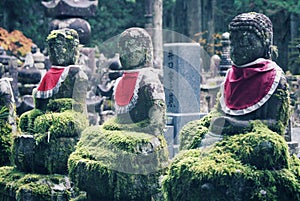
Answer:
[163,43,201,154]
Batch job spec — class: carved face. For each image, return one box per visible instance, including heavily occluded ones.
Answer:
[47,29,79,66]
[230,30,266,66]
[119,28,153,70]
[48,35,76,66]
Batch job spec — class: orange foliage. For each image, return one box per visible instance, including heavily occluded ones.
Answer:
[0,27,33,57]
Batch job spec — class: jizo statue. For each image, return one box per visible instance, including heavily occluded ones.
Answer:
[33,28,88,112]
[201,12,291,146]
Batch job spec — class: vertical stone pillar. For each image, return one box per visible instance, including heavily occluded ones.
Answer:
[163,43,201,156]
[219,32,232,76]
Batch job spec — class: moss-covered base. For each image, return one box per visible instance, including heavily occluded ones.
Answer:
[179,111,219,150]
[68,124,169,201]
[0,166,74,201]
[163,123,300,201]
[15,106,88,174]
[0,107,12,166]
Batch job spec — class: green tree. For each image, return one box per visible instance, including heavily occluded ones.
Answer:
[88,0,146,48]
[0,0,51,50]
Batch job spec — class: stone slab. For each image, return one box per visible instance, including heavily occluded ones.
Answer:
[163,43,201,114]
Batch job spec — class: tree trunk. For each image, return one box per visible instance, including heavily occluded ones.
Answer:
[271,10,290,71]
[187,0,201,39]
[152,0,163,69]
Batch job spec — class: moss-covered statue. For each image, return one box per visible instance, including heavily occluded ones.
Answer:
[34,28,87,112]
[162,12,300,201]
[0,78,15,166]
[68,27,168,201]
[14,28,88,174]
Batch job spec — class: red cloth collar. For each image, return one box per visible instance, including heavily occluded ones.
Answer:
[37,67,66,91]
[224,60,277,110]
[35,66,69,99]
[115,72,139,106]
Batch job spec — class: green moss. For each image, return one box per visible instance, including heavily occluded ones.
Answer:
[179,120,208,150]
[15,109,88,174]
[0,166,72,200]
[46,98,80,113]
[72,125,168,170]
[18,109,43,133]
[271,88,291,135]
[179,110,220,150]
[103,117,154,134]
[162,123,300,201]
[213,122,290,170]
[0,120,12,166]
[33,110,88,140]
[68,125,169,200]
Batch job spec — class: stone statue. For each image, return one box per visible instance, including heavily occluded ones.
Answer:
[200,12,290,147]
[179,11,291,152]
[163,13,299,201]
[113,27,165,136]
[33,28,88,113]
[68,27,168,201]
[15,28,88,174]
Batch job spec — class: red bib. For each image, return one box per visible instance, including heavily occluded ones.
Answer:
[35,66,69,99]
[115,72,139,106]
[224,60,277,110]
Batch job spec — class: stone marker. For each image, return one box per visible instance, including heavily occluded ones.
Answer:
[163,43,201,156]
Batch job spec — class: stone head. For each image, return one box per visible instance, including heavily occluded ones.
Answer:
[228,12,273,66]
[118,27,153,70]
[46,28,79,66]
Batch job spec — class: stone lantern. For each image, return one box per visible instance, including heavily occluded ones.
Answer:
[218,32,232,76]
[42,0,98,45]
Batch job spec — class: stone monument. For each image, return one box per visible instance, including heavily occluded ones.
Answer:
[163,42,202,157]
[162,12,300,200]
[218,32,232,76]
[14,28,88,174]
[68,27,169,201]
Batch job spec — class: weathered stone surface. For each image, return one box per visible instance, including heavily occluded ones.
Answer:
[163,43,201,114]
[163,43,202,154]
[17,68,41,85]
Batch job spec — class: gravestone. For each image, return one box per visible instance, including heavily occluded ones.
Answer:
[163,43,202,157]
